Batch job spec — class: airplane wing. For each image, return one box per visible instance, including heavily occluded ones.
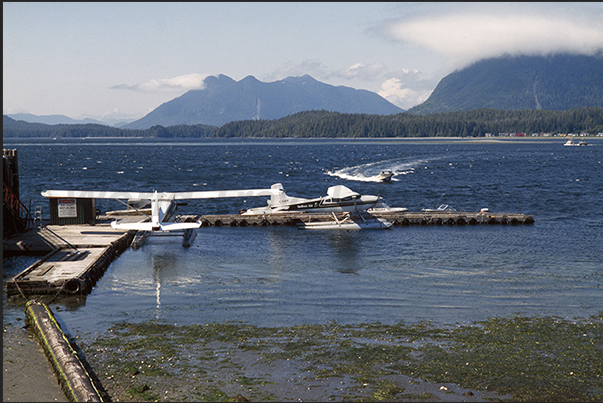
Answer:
[326,185,360,199]
[42,188,280,200]
[111,221,159,231]
[171,189,280,199]
[42,190,156,200]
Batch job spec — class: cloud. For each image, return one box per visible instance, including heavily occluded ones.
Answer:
[377,74,434,110]
[329,62,387,80]
[111,73,209,93]
[262,59,327,82]
[266,60,436,110]
[385,4,603,69]
[324,62,436,109]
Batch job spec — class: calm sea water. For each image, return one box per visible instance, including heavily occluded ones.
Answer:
[3,137,602,335]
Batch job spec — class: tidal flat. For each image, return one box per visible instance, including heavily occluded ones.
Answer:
[73,314,602,402]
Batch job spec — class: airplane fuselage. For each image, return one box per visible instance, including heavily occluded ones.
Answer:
[280,195,380,212]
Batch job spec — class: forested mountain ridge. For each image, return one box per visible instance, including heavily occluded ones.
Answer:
[211,108,603,138]
[5,108,602,138]
[409,54,603,115]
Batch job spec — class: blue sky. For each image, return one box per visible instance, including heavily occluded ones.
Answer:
[4,2,603,122]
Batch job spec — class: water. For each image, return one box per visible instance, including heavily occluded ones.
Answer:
[3,137,602,335]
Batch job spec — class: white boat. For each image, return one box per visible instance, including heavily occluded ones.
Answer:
[240,183,382,215]
[422,204,456,212]
[298,212,393,230]
[564,139,588,146]
[376,170,394,182]
[367,201,408,213]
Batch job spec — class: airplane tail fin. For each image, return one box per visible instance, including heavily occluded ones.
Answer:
[268,183,287,207]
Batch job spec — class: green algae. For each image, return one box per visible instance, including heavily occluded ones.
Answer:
[83,314,603,402]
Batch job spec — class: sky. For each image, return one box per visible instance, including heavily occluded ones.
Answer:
[4,2,603,123]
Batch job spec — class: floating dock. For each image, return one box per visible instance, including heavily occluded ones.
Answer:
[197,210,535,227]
[5,225,134,297]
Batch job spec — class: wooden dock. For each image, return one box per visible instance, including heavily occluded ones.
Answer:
[5,225,134,297]
[196,210,535,227]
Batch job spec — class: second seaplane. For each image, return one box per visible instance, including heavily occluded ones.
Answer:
[240,183,393,230]
[240,183,383,215]
[41,186,281,247]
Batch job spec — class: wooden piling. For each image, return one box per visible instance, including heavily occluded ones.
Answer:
[25,300,103,402]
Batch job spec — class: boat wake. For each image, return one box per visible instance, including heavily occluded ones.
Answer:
[326,157,426,182]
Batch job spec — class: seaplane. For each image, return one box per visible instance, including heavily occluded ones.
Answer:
[239,183,393,230]
[239,183,383,215]
[41,187,281,247]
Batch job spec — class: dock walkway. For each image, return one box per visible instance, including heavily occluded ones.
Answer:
[5,224,134,296]
[198,210,535,227]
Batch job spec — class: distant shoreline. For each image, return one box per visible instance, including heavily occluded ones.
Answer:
[3,135,600,143]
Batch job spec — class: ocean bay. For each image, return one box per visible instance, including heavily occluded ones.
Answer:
[3,137,602,332]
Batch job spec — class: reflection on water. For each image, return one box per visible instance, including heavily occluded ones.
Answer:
[151,253,175,319]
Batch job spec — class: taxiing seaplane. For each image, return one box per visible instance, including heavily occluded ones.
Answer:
[41,187,281,247]
[240,183,394,230]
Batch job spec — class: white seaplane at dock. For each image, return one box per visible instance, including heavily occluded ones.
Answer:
[240,183,383,215]
[41,187,280,247]
[240,183,394,230]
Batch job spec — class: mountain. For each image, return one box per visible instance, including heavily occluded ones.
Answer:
[123,74,404,129]
[6,113,105,125]
[5,113,134,127]
[408,54,603,115]
[3,115,49,130]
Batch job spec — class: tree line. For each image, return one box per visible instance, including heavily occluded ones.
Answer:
[212,108,603,138]
[4,107,603,138]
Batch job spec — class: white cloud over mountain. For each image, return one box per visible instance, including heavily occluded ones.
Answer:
[385,4,603,70]
[112,73,209,93]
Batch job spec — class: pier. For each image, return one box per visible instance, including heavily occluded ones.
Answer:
[197,210,534,227]
[5,225,134,297]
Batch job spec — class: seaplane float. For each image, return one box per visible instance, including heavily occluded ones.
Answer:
[41,187,281,247]
[298,211,393,230]
[240,183,395,230]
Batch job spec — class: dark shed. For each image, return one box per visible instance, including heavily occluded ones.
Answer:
[48,197,96,225]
